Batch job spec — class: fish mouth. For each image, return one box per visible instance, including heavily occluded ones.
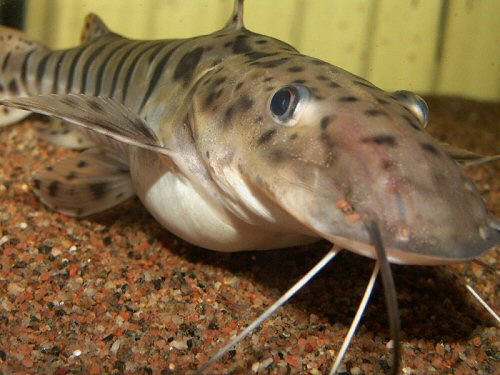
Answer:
[289,191,499,265]
[316,231,488,266]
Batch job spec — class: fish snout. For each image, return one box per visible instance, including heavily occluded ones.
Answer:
[274,121,499,264]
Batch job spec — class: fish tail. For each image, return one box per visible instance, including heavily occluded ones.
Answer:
[0,25,48,127]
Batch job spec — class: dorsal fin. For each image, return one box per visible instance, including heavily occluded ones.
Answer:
[223,0,245,31]
[80,13,111,44]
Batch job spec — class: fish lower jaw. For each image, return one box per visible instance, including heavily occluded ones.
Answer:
[321,234,470,266]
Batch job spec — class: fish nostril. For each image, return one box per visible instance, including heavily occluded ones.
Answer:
[392,90,429,128]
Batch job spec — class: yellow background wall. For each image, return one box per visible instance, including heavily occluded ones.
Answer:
[21,0,500,101]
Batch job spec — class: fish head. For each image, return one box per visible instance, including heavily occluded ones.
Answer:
[190,49,498,265]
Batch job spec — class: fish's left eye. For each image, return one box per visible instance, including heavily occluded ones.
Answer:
[269,85,309,125]
[392,90,429,128]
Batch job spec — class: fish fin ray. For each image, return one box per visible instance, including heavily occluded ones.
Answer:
[81,13,112,44]
[1,94,176,157]
[33,148,134,217]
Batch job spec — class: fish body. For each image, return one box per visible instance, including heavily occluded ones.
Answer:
[0,3,498,266]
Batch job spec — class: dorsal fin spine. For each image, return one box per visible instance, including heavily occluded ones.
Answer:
[80,13,111,44]
[224,0,245,31]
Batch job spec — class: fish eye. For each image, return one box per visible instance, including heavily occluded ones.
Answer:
[269,85,309,125]
[392,90,429,128]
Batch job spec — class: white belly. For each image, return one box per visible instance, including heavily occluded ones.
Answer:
[129,149,316,251]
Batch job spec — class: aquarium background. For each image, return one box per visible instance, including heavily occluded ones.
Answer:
[1,0,499,101]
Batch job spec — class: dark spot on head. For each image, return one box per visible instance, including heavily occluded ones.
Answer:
[255,115,263,123]
[48,181,59,197]
[287,66,304,73]
[328,81,341,89]
[224,106,235,123]
[320,132,335,149]
[256,39,268,44]
[257,129,277,146]
[33,179,41,190]
[244,51,276,61]
[232,35,252,54]
[362,135,397,147]
[204,91,217,108]
[401,114,421,131]
[115,192,124,199]
[213,76,227,87]
[77,160,88,168]
[263,77,273,82]
[173,47,204,85]
[2,107,9,115]
[289,133,298,140]
[89,182,107,200]
[0,83,4,93]
[364,109,389,117]
[292,79,307,84]
[235,81,244,91]
[238,96,253,111]
[311,59,328,66]
[420,142,440,156]
[320,115,334,130]
[376,98,389,105]
[253,58,289,68]
[353,80,375,89]
[316,75,328,81]
[270,149,285,163]
[205,151,210,159]
[46,166,53,171]
[338,96,359,102]
[381,159,394,170]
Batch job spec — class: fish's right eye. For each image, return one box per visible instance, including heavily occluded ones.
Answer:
[269,85,309,126]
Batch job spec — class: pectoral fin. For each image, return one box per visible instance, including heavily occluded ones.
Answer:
[0,94,175,157]
[33,149,134,217]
